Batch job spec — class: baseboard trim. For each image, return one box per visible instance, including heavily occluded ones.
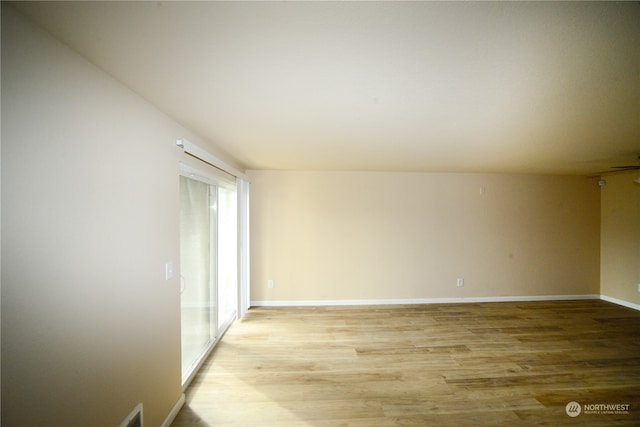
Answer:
[161,393,185,427]
[600,294,640,311]
[251,294,600,307]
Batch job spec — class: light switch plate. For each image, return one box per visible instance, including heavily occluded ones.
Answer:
[165,262,174,281]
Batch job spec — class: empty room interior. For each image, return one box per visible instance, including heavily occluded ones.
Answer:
[1,1,639,426]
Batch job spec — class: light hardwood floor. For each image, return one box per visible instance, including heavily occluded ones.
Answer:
[172,300,640,426]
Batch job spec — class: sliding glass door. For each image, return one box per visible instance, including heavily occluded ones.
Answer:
[179,168,237,385]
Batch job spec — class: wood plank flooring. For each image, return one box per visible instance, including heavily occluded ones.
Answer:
[171,300,640,426]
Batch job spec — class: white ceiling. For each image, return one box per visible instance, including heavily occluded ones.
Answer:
[13,1,640,175]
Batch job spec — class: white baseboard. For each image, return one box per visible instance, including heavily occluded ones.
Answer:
[161,393,185,427]
[250,294,600,307]
[600,294,640,311]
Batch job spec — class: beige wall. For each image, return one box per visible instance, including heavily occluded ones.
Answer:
[1,5,241,426]
[249,170,600,303]
[600,171,640,306]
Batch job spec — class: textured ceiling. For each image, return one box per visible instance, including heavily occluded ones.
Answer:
[13,1,640,174]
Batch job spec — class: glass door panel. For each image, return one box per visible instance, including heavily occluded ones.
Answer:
[217,184,237,330]
[179,175,217,383]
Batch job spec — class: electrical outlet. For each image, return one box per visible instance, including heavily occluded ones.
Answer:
[456,278,464,287]
[637,283,640,293]
[268,279,274,289]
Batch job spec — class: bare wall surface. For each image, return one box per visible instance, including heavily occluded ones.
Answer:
[0,5,202,426]
[600,172,640,306]
[249,170,600,303]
